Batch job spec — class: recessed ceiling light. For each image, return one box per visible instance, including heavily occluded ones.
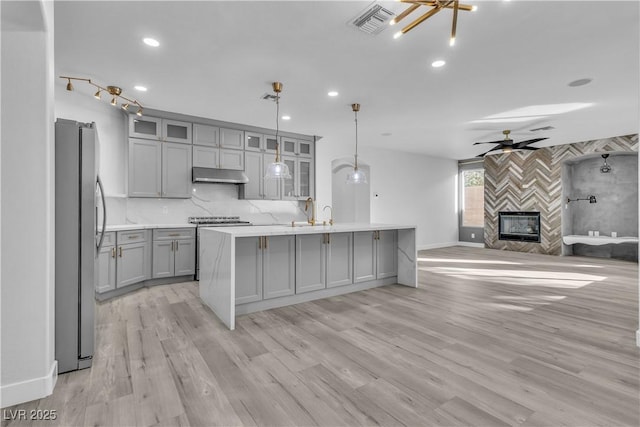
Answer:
[431,60,446,68]
[568,78,593,87]
[143,38,160,47]
[328,91,339,97]
[282,115,291,120]
[134,85,147,91]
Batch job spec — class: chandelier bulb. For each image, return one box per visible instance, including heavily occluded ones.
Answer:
[136,107,143,116]
[94,89,101,99]
[110,96,117,106]
[449,37,456,46]
[121,103,130,111]
[66,79,73,91]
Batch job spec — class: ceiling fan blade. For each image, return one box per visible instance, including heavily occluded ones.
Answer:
[473,139,509,145]
[515,147,539,151]
[476,145,503,157]
[513,137,548,148]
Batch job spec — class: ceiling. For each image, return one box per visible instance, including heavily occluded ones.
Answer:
[54,1,640,160]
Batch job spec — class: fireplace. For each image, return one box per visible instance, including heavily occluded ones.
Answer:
[499,211,540,243]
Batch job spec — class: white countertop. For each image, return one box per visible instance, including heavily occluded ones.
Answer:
[200,223,416,237]
[562,235,639,245]
[102,223,197,232]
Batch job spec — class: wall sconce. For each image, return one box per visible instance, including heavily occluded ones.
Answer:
[567,195,597,204]
[60,76,144,116]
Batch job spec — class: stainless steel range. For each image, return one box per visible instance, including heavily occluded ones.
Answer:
[189,216,252,279]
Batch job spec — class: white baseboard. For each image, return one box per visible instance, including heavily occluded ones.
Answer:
[417,241,485,250]
[417,242,458,251]
[456,241,485,248]
[637,329,640,348]
[0,361,57,408]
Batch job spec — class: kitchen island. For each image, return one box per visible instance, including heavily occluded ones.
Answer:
[199,223,417,329]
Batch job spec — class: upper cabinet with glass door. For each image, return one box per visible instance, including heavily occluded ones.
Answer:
[129,115,192,144]
[280,136,313,158]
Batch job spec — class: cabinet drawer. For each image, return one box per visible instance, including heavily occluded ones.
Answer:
[154,228,195,240]
[117,229,148,244]
[100,232,115,247]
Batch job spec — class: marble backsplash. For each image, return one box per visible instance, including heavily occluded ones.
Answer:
[105,184,310,225]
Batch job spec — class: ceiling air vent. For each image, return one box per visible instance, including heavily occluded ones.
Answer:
[530,125,555,132]
[348,2,395,36]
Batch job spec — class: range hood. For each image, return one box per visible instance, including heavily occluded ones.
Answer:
[192,167,249,184]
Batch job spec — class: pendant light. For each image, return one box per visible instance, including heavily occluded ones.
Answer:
[264,81,292,180]
[346,103,367,184]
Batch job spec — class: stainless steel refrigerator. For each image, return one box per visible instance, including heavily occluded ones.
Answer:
[55,118,106,373]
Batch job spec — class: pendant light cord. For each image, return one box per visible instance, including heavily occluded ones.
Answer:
[354,110,359,170]
[275,92,281,162]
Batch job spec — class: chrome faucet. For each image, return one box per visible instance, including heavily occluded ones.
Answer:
[323,205,334,226]
[304,197,316,226]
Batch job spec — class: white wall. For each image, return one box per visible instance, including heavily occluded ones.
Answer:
[55,85,127,196]
[1,0,57,407]
[316,137,458,249]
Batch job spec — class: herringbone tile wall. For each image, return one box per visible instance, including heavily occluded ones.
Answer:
[484,134,638,254]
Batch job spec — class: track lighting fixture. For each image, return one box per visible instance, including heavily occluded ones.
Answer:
[60,76,144,115]
[264,81,292,181]
[391,0,476,46]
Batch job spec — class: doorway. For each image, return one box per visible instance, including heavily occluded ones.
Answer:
[331,158,370,223]
[459,160,485,244]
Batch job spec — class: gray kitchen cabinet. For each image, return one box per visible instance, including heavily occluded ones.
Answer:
[245,132,263,152]
[116,230,151,288]
[235,237,263,304]
[295,232,353,293]
[281,156,297,200]
[162,119,192,144]
[376,230,397,279]
[128,138,162,197]
[95,233,116,293]
[220,128,244,150]
[262,154,281,200]
[129,115,191,144]
[193,123,219,147]
[234,235,295,304]
[326,232,353,287]
[295,234,326,293]
[243,151,263,199]
[192,145,219,168]
[280,156,314,200]
[281,137,313,158]
[152,228,196,279]
[263,235,295,299]
[220,148,244,170]
[129,139,192,198]
[297,157,314,199]
[353,230,397,283]
[129,116,162,140]
[162,142,192,198]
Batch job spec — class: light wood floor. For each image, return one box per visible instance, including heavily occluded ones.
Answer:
[4,247,639,427]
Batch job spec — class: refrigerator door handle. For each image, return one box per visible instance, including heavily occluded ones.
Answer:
[96,175,107,251]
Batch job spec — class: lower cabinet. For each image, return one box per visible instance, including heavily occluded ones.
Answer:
[115,230,151,288]
[235,235,295,304]
[353,230,397,283]
[295,232,353,294]
[152,228,196,278]
[96,233,116,293]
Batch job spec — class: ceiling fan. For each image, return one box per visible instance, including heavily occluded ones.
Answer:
[474,130,548,157]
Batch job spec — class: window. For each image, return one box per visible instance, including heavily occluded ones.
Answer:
[461,168,484,227]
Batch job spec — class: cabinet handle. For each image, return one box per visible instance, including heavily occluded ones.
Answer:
[323,233,326,244]
[119,247,123,257]
[168,233,180,237]
[111,247,116,258]
[128,235,138,239]
[328,233,331,244]
[175,240,179,251]
[258,236,262,249]
[264,236,268,249]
